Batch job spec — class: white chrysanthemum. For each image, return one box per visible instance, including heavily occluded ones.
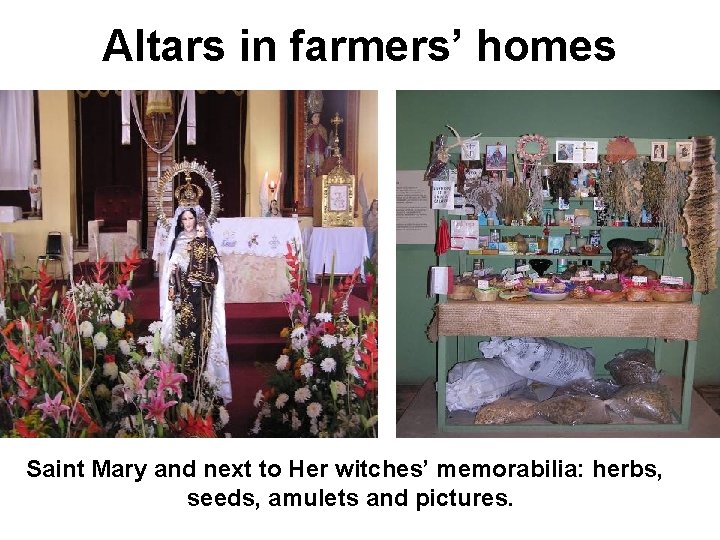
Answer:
[341,337,354,351]
[250,418,261,435]
[218,406,230,427]
[260,404,271,418]
[332,380,347,396]
[172,342,184,355]
[306,402,322,419]
[143,356,158,371]
[275,393,289,409]
[79,321,94,338]
[291,326,306,339]
[103,361,119,380]
[300,362,314,378]
[320,357,337,373]
[294,387,311,403]
[110,310,126,329]
[315,312,332,323]
[52,321,63,335]
[291,410,302,431]
[148,321,163,334]
[118,339,131,356]
[253,389,264,408]
[320,334,338,348]
[275,354,290,371]
[94,383,111,400]
[93,332,108,350]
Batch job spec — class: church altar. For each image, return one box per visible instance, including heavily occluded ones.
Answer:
[153,217,303,303]
[302,226,369,283]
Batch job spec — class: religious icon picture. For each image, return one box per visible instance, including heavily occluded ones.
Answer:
[328,184,349,211]
[676,141,693,162]
[485,144,507,171]
[651,141,668,162]
[556,140,598,164]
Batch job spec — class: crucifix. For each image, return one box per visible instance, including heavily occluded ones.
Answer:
[330,113,344,153]
[578,141,593,162]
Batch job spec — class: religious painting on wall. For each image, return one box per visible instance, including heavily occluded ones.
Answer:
[282,90,359,217]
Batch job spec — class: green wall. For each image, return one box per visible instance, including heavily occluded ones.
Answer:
[396,91,720,385]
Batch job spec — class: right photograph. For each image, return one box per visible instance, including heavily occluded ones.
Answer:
[396,91,720,437]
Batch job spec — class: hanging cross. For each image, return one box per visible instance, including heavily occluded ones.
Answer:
[331,112,344,131]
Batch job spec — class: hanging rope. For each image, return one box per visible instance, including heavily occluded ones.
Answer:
[129,90,188,155]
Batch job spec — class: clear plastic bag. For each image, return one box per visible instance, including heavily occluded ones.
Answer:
[604,349,660,386]
[555,378,621,400]
[536,394,610,425]
[474,397,537,425]
[607,384,674,424]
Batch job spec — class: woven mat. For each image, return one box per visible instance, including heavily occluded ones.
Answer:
[438,299,699,340]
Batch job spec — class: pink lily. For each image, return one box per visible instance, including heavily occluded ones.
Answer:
[155,360,188,398]
[142,390,177,424]
[33,334,61,366]
[112,283,134,302]
[35,391,70,424]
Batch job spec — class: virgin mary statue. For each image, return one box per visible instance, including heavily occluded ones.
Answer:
[158,176,232,403]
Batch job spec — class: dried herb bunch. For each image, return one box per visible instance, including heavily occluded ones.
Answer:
[527,164,545,219]
[659,156,688,247]
[643,161,665,218]
[548,164,574,202]
[683,136,718,293]
[496,180,530,224]
[623,157,646,226]
[464,176,501,217]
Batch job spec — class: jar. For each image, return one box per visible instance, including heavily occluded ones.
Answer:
[557,258,568,273]
[490,229,500,243]
[589,229,601,247]
[473,259,485,277]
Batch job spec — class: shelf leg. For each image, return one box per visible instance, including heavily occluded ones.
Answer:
[681,339,697,429]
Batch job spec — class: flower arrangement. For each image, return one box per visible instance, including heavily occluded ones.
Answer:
[0,248,228,437]
[250,242,378,437]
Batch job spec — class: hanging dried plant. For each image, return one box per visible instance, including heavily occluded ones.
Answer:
[683,136,718,293]
[605,161,628,219]
[548,163,574,202]
[659,156,688,248]
[528,164,545,219]
[623,157,646,226]
[464,175,501,218]
[643,161,665,218]
[496,181,530,224]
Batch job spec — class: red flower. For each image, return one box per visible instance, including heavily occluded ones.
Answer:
[14,418,40,438]
[104,354,116,364]
[93,255,109,284]
[34,265,54,308]
[118,247,142,285]
[176,412,217,438]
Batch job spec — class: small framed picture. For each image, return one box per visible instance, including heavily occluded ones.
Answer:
[651,141,668,162]
[556,140,598,164]
[485,144,507,171]
[676,141,693,162]
[328,184,349,211]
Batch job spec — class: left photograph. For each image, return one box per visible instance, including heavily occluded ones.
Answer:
[0,90,378,438]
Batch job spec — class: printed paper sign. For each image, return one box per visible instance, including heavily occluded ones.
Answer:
[431,180,454,210]
[477,279,490,289]
[660,275,684,285]
[632,276,648,284]
[461,140,481,161]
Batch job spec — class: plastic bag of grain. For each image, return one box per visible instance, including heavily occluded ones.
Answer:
[604,349,660,386]
[607,383,674,424]
[446,358,528,412]
[536,394,611,425]
[479,337,595,385]
[474,397,538,425]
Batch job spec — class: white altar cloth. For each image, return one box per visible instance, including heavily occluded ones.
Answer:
[303,227,369,283]
[153,217,303,303]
